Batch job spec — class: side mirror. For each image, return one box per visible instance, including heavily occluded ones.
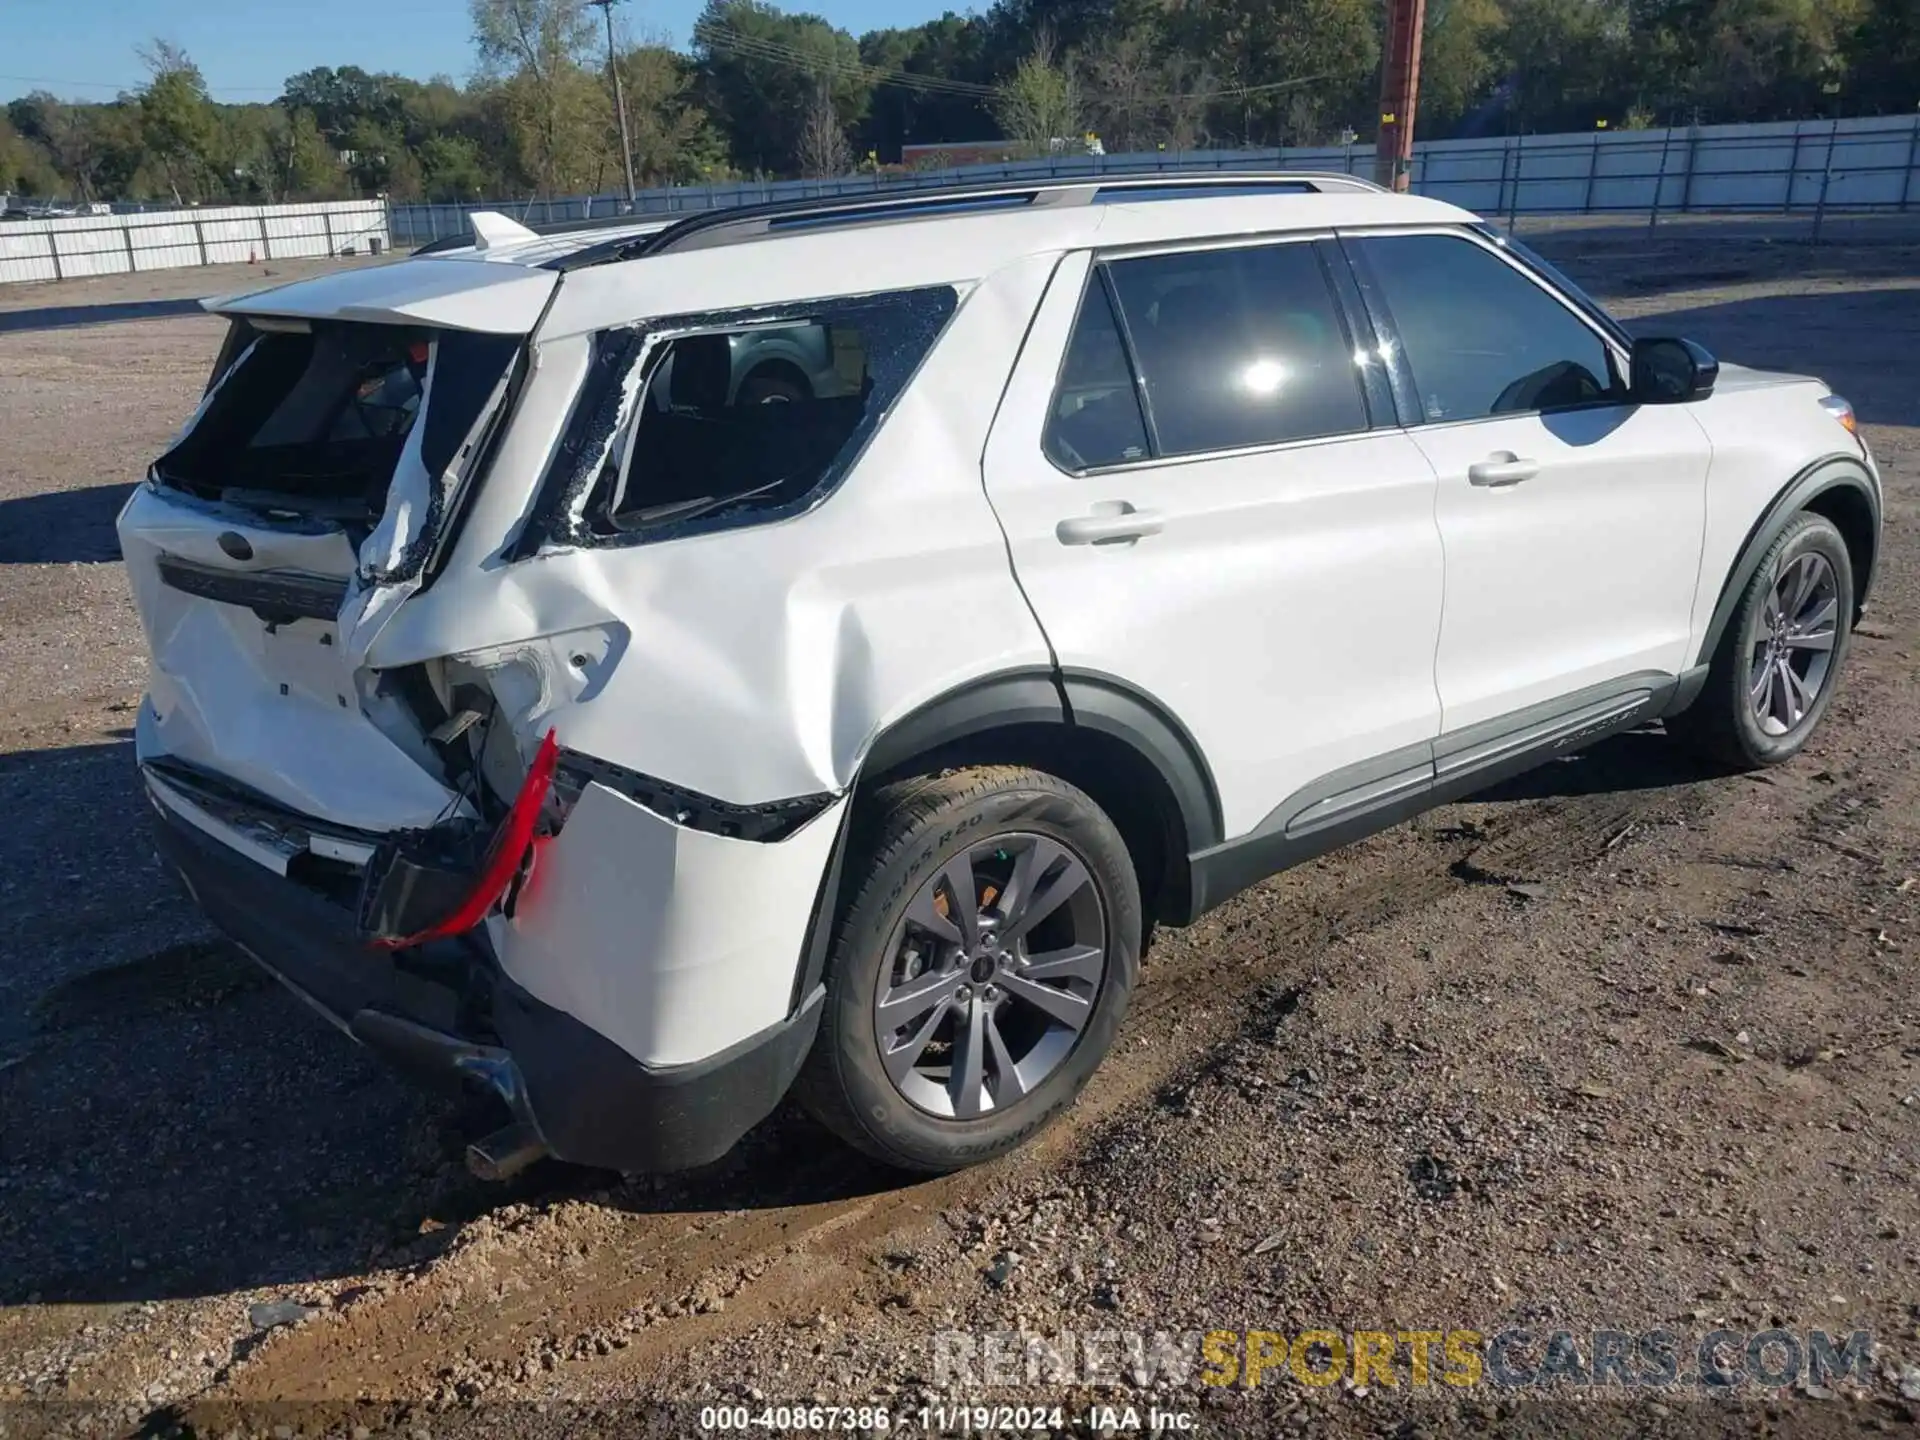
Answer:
[1630,336,1719,404]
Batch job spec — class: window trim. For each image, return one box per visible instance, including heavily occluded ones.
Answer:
[1334,224,1633,434]
[1043,230,1382,478]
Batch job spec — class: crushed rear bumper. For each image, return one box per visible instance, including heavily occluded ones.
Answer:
[147,779,823,1174]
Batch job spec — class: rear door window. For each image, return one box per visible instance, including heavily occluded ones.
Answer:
[528,286,957,550]
[1105,241,1368,457]
[1044,279,1151,471]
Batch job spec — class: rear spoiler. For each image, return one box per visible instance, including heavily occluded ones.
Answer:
[202,251,557,335]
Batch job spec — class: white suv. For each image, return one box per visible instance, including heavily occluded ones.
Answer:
[120,174,1881,1178]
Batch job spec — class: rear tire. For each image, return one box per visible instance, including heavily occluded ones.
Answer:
[794,766,1140,1173]
[1669,510,1853,769]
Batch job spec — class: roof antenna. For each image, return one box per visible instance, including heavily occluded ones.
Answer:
[468,210,539,252]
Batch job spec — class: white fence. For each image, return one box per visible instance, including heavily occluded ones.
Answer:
[0,200,389,286]
[390,112,1920,247]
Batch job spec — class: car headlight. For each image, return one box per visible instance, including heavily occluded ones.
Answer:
[1819,394,1858,436]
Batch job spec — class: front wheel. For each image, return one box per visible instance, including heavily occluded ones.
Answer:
[1670,510,1854,769]
[794,766,1140,1173]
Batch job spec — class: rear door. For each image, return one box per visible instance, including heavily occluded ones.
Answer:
[1343,229,1711,735]
[982,238,1446,843]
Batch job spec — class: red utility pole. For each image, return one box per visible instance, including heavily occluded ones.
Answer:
[1375,0,1427,191]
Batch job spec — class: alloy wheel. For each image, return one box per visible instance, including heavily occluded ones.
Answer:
[873,833,1107,1120]
[1747,550,1839,737]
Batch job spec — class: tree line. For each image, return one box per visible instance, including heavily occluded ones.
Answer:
[3,0,1916,206]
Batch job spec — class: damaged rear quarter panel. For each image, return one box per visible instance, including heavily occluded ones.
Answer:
[365,250,1065,807]
[497,785,850,1066]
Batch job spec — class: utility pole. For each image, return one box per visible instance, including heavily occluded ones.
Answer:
[1374,0,1427,191]
[589,0,638,207]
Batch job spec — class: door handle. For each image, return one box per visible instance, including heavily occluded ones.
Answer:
[1467,453,1539,488]
[1055,502,1164,546]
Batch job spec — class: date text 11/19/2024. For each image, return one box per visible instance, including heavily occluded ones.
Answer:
[698,1405,1197,1432]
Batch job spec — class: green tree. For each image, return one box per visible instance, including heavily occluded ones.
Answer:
[990,32,1082,154]
[1079,25,1160,153]
[0,112,63,196]
[136,41,219,202]
[1846,0,1920,112]
[856,16,995,161]
[1419,0,1508,133]
[416,133,489,198]
[471,0,604,194]
[1159,0,1376,146]
[694,0,872,174]
[618,43,732,182]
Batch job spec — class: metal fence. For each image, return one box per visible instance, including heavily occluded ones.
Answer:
[4,113,1918,286]
[0,200,389,286]
[388,112,1920,248]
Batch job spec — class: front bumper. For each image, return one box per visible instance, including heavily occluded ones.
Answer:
[148,786,823,1174]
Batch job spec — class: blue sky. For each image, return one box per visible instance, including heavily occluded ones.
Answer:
[2,0,965,102]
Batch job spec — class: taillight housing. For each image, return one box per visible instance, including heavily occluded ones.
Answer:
[362,729,559,949]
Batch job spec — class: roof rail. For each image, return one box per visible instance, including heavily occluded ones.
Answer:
[548,168,1391,272]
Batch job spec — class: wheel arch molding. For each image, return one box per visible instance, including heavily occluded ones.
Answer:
[847,666,1224,924]
[1696,454,1881,671]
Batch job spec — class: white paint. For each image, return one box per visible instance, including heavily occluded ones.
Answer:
[467,210,539,251]
[369,250,1067,807]
[981,250,1447,840]
[203,255,556,334]
[121,484,466,832]
[494,786,848,1066]
[1684,364,1870,652]
[1416,406,1711,730]
[354,347,436,579]
[533,193,1469,337]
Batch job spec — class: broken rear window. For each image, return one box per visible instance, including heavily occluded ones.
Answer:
[157,319,520,558]
[515,285,957,553]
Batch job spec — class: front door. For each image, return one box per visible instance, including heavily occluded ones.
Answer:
[1346,229,1712,734]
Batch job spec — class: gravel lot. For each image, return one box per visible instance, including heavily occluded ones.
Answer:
[0,229,1917,1439]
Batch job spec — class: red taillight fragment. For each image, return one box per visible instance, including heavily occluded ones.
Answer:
[370,728,559,950]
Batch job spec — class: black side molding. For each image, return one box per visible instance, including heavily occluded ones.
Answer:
[859,666,1226,856]
[1184,671,1676,921]
[1693,454,1881,669]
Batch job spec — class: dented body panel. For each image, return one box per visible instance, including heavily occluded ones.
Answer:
[368,251,1064,805]
[121,484,466,831]
[495,787,848,1067]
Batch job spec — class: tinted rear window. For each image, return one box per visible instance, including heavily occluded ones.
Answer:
[1105,241,1366,457]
